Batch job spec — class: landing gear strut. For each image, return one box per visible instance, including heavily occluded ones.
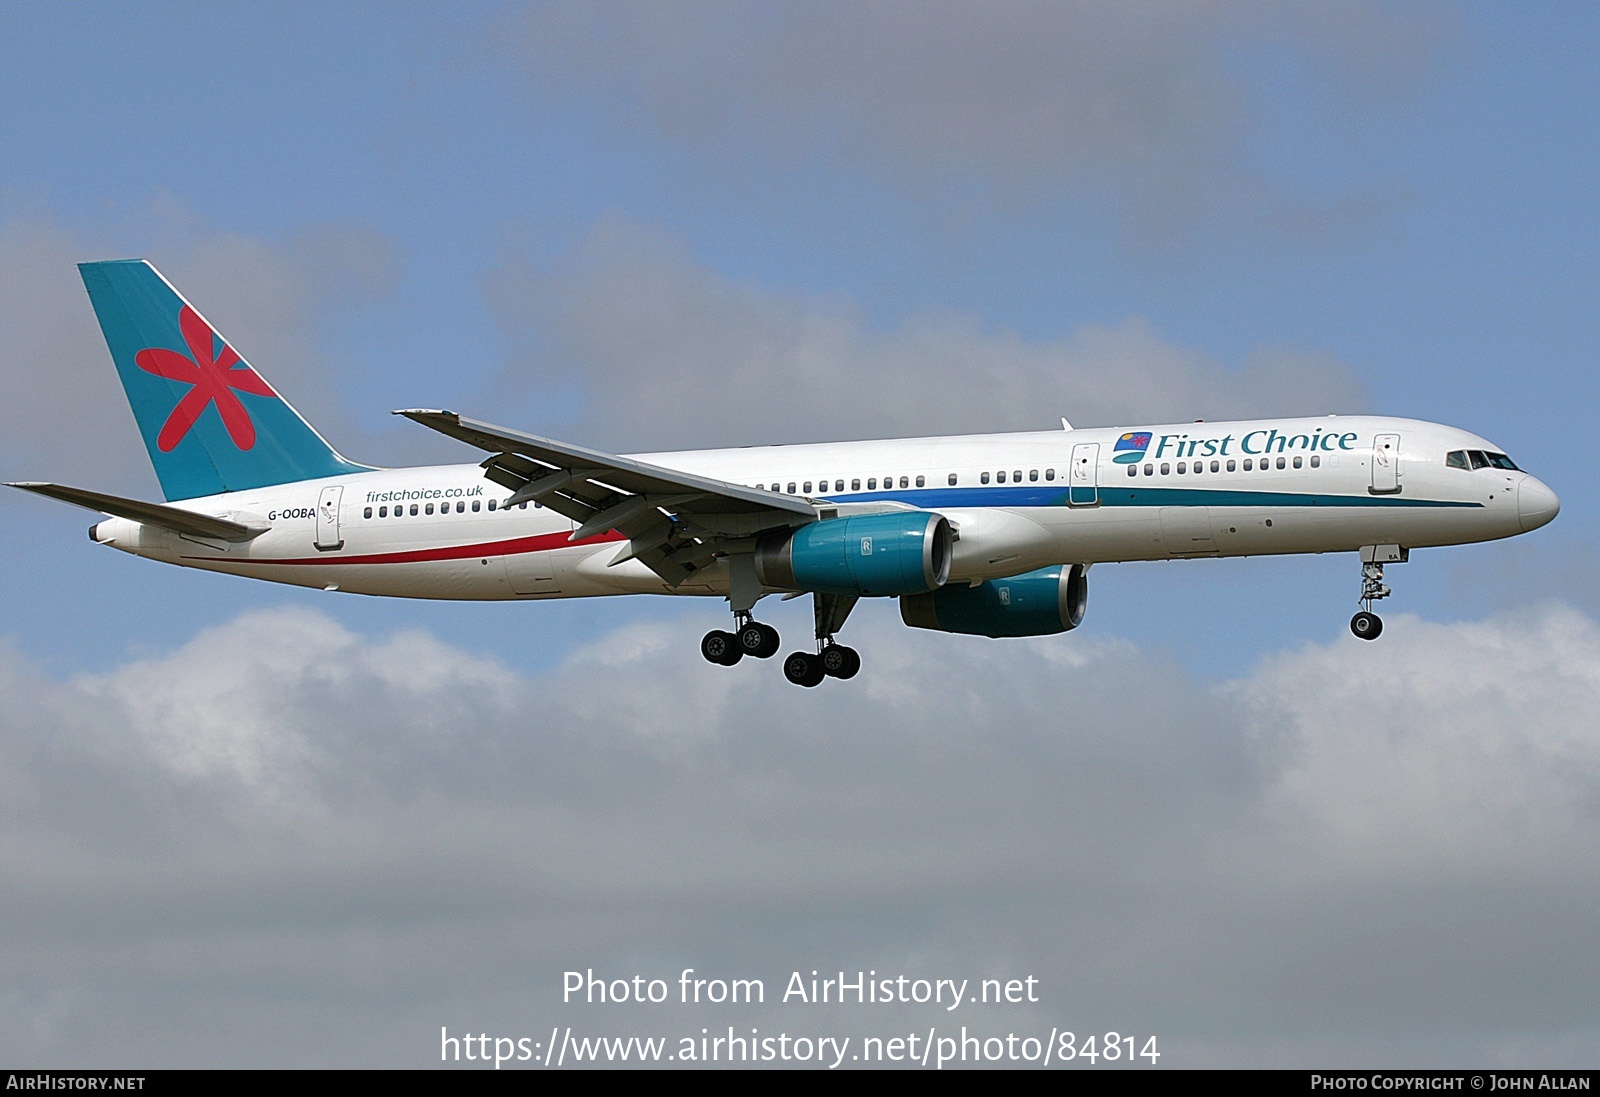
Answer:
[781,593,861,687]
[702,554,781,667]
[1350,545,1406,641]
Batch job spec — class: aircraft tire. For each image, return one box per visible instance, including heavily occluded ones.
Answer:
[702,629,743,665]
[1350,611,1383,641]
[783,651,825,687]
[739,621,780,659]
[821,645,861,679]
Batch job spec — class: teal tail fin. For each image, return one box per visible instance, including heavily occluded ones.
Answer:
[79,260,371,501]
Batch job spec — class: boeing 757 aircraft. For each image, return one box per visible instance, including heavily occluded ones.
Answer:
[9,261,1561,686]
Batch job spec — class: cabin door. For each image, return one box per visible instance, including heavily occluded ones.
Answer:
[315,485,344,551]
[1371,433,1401,494]
[1069,443,1100,506]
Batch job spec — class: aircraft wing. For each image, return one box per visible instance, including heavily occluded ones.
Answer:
[396,410,819,585]
[6,482,268,542]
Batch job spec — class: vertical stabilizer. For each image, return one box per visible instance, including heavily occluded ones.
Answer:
[78,260,370,501]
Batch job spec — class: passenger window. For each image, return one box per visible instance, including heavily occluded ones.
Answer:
[1045,469,1055,480]
[1210,460,1220,472]
[377,506,386,518]
[835,480,844,492]
[980,472,990,484]
[997,471,1007,483]
[1143,464,1153,476]
[488,499,498,510]
[458,501,466,513]
[1275,457,1286,470]
[471,501,480,512]
[852,479,861,491]
[915,475,925,487]
[1292,456,1302,469]
[1127,465,1137,477]
[1160,463,1170,475]
[1177,462,1186,474]
[947,473,957,486]
[1013,470,1022,482]
[1226,459,1236,472]
[410,504,419,516]
[866,478,876,490]
[364,507,373,519]
[425,503,433,515]
[1310,455,1320,468]
[900,476,909,489]
[1029,469,1039,482]
[1243,459,1253,471]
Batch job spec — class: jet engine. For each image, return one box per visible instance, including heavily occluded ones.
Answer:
[899,564,1087,637]
[756,512,953,597]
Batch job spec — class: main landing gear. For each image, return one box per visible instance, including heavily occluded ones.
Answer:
[782,641,862,687]
[786,592,861,687]
[1349,544,1407,641]
[700,587,862,686]
[699,614,861,685]
[700,614,780,666]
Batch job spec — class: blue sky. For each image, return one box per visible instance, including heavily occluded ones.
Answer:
[2,2,1596,1068]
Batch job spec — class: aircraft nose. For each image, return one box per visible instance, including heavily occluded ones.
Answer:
[1518,476,1560,533]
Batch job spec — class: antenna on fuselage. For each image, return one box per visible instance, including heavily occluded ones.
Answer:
[1060,417,1073,431]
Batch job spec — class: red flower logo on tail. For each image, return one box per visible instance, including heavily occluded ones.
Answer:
[135,306,276,451]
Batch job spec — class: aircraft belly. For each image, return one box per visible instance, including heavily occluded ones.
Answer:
[1027,505,1163,564]
[1158,506,1217,557]
[573,548,680,594]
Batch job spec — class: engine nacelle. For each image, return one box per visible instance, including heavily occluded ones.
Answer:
[756,512,953,597]
[899,564,1087,637]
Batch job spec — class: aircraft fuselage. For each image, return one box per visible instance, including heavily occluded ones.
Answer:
[89,414,1557,602]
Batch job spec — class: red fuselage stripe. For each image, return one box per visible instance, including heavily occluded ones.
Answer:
[185,529,625,566]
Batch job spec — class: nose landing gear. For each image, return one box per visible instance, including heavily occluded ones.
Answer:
[1350,545,1406,641]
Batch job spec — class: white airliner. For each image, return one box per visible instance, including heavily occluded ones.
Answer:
[9,261,1561,686]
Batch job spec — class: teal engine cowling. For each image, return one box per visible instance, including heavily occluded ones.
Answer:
[756,512,953,596]
[899,564,1087,637]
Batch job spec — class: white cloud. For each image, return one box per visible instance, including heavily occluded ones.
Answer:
[1240,604,1600,874]
[2,597,1596,1064]
[486,220,1369,449]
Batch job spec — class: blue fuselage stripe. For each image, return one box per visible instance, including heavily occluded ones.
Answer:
[814,485,1482,510]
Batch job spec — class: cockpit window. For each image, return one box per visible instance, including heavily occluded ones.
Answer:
[1447,449,1520,471]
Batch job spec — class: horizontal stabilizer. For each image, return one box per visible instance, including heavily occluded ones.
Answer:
[6,482,267,542]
